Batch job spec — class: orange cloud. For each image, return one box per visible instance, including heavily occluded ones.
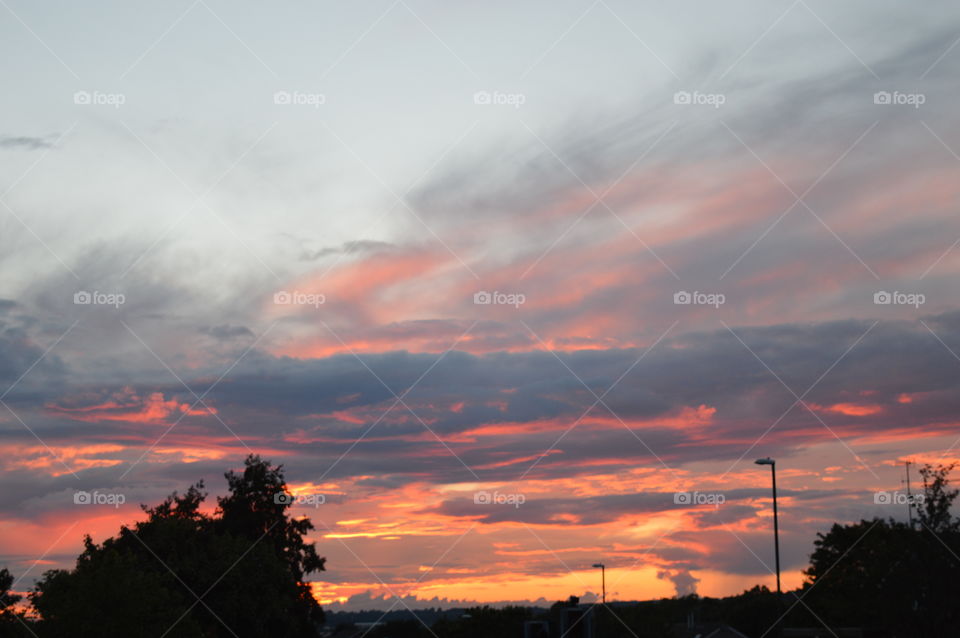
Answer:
[811,402,884,417]
[47,388,214,425]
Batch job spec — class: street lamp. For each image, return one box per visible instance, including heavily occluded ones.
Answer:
[591,563,606,604]
[755,457,781,596]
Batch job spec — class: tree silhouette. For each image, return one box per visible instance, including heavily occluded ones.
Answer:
[30,455,326,637]
[802,463,960,636]
[218,454,326,627]
[0,567,34,637]
[917,462,959,532]
[0,569,21,618]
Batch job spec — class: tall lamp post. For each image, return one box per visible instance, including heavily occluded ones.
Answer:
[592,563,606,604]
[755,457,781,596]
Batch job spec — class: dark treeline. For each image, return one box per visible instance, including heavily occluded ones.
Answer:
[1,462,958,637]
[1,455,325,638]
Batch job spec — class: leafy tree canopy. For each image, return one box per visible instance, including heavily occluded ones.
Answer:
[29,455,325,638]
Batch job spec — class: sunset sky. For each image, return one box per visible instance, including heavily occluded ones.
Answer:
[2,0,960,611]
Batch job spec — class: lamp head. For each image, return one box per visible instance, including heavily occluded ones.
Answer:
[755,457,775,466]
[592,563,604,568]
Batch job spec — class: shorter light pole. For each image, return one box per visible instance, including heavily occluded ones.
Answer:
[905,460,915,529]
[755,457,781,596]
[592,563,606,604]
